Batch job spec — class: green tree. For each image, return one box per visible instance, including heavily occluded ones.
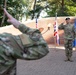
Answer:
[0,0,27,26]
[46,0,76,16]
[0,0,76,27]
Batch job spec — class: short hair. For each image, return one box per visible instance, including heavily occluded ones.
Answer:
[65,17,70,20]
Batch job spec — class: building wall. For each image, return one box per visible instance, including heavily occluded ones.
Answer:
[0,17,75,45]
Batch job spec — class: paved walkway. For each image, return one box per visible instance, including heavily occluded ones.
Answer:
[17,45,76,75]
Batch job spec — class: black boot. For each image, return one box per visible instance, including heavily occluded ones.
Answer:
[68,57,73,62]
[64,57,69,62]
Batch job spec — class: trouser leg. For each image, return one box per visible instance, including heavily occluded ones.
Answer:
[68,40,73,62]
[64,40,69,58]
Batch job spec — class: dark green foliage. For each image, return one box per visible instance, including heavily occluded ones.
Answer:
[0,0,76,27]
[46,0,76,17]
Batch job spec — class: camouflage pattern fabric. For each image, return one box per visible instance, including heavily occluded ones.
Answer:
[58,23,74,58]
[0,24,49,75]
[58,23,74,40]
[64,39,73,57]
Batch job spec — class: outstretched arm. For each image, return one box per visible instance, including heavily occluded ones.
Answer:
[4,8,21,28]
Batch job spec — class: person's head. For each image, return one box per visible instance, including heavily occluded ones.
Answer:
[65,17,70,24]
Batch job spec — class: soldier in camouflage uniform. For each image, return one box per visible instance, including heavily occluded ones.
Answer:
[58,18,74,62]
[0,9,49,75]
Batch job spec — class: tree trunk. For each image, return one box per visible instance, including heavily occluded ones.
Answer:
[1,0,7,27]
[61,0,64,9]
[61,0,64,13]
[31,0,36,20]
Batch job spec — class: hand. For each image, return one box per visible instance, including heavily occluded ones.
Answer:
[62,21,66,25]
[3,8,21,28]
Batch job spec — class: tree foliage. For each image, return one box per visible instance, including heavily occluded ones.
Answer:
[0,0,27,26]
[0,0,76,27]
[46,0,76,16]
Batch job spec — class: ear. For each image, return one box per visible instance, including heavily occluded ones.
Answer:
[39,27,44,32]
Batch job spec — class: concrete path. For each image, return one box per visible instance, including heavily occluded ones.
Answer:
[17,45,76,75]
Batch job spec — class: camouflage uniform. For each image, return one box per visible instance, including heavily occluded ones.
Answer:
[0,24,49,75]
[58,23,74,60]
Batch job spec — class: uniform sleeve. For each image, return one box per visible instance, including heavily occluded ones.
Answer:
[58,23,64,30]
[18,24,29,33]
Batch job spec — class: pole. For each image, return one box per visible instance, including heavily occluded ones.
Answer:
[54,12,57,50]
[36,17,38,28]
[74,14,76,50]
